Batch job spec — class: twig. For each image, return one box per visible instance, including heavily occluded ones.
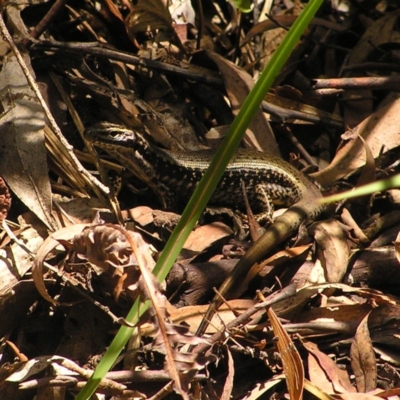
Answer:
[29,0,68,40]
[34,40,223,87]
[312,76,400,91]
[33,40,343,127]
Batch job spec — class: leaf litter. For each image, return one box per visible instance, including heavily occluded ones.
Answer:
[0,0,400,399]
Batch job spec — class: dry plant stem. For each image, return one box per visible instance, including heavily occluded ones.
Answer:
[312,76,400,91]
[19,375,78,390]
[0,16,110,198]
[34,41,342,127]
[2,221,47,263]
[74,149,125,172]
[44,126,90,196]
[261,100,343,128]
[114,226,185,398]
[50,183,90,198]
[48,71,123,223]
[59,358,127,391]
[193,297,270,356]
[53,200,77,224]
[29,0,68,39]
[194,279,318,355]
[241,179,261,242]
[36,40,222,86]
[106,370,180,383]
[47,71,103,199]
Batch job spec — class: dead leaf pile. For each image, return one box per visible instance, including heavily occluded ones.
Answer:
[32,223,157,305]
[0,0,400,399]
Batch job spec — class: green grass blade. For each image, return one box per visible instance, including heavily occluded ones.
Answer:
[153,0,324,281]
[321,173,400,203]
[76,1,323,398]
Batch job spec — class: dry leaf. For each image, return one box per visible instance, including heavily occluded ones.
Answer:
[346,10,400,68]
[267,306,304,400]
[221,346,234,400]
[314,97,400,185]
[125,0,174,43]
[184,222,233,252]
[350,312,377,392]
[205,51,279,155]
[305,341,354,394]
[0,53,55,229]
[32,224,88,304]
[311,220,349,285]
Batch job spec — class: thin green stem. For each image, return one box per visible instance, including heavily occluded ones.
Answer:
[320,174,400,203]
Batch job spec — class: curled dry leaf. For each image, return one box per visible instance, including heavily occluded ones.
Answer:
[6,355,69,383]
[73,224,142,273]
[125,0,174,43]
[32,224,88,305]
[33,223,155,304]
[73,224,145,301]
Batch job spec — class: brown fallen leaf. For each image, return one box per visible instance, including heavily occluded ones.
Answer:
[32,224,88,305]
[314,97,400,185]
[311,219,349,285]
[304,341,354,394]
[220,346,234,400]
[0,53,55,230]
[206,51,279,155]
[350,312,377,393]
[184,221,233,253]
[267,305,304,400]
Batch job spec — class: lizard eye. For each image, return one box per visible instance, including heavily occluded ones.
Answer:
[108,131,123,140]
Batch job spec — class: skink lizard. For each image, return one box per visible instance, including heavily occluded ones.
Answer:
[85,123,325,335]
